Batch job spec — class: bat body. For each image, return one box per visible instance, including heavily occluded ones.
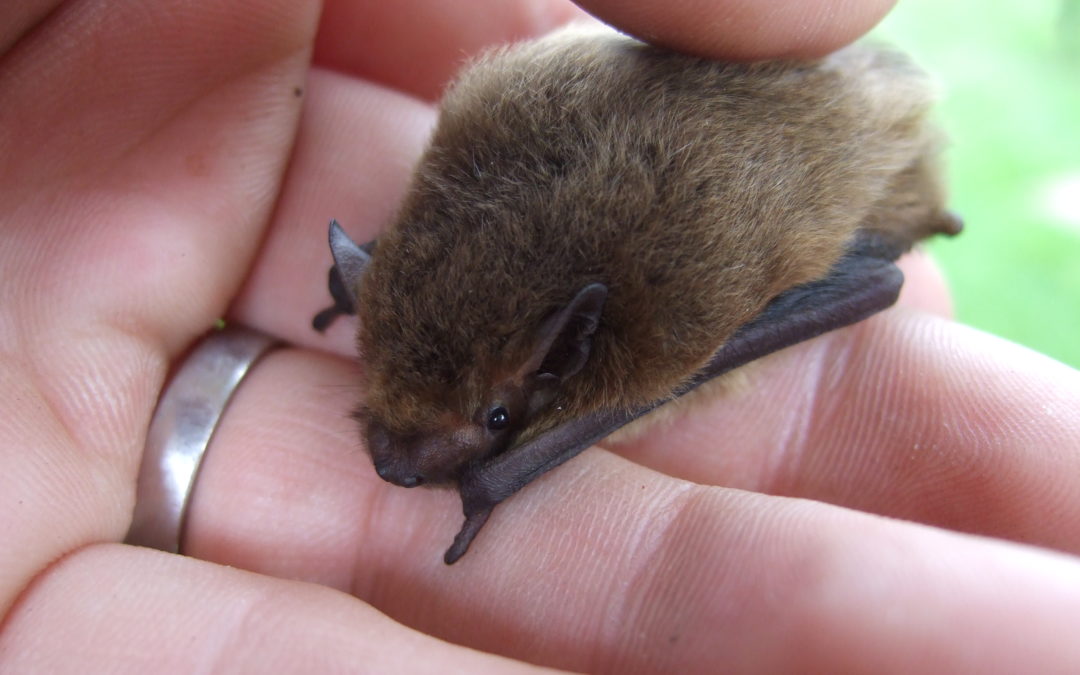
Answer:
[314,26,960,563]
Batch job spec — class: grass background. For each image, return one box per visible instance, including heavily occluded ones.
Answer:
[873,0,1080,368]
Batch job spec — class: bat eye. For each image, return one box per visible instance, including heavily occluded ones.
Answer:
[486,406,510,431]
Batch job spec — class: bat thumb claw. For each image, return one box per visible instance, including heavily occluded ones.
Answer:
[444,507,493,564]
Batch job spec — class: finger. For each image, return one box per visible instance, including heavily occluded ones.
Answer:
[313,0,586,100]
[0,0,59,54]
[2,0,317,350]
[183,360,1080,672]
[0,545,558,673]
[229,69,436,354]
[896,249,953,317]
[607,308,1080,555]
[0,0,316,618]
[575,0,898,59]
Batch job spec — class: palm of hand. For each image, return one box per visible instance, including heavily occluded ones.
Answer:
[2,1,1080,672]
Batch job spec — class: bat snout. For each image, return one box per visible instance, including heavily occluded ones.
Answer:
[365,422,427,487]
[365,417,474,487]
[375,461,426,488]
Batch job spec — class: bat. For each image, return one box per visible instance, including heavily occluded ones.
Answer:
[312,25,961,564]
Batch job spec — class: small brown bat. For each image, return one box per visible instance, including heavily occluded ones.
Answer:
[313,25,961,564]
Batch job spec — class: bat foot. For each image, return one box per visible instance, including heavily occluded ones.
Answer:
[312,305,342,332]
[938,211,964,237]
[311,263,358,333]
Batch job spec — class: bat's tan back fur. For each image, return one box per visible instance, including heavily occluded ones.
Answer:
[357,26,954,443]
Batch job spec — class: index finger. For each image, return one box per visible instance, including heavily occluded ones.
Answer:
[184,348,1080,674]
[313,0,586,100]
[576,0,898,60]
[313,0,896,100]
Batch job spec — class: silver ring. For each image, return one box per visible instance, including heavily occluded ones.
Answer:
[126,326,278,553]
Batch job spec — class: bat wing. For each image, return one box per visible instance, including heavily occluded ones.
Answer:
[445,230,905,563]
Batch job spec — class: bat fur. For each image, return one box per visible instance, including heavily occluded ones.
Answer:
[317,24,961,558]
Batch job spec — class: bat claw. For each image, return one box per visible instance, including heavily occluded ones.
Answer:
[444,506,493,565]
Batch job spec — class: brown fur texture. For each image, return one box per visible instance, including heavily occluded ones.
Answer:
[355,25,955,483]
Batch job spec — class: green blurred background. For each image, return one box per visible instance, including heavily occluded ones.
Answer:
[874,0,1080,368]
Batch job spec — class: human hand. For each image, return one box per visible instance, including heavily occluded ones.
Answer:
[4,0,1080,673]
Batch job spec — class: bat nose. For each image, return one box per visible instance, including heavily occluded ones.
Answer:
[375,462,425,488]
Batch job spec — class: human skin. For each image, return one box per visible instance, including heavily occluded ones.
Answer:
[2,0,1080,672]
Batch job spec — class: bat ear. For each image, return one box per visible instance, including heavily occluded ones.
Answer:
[329,220,373,298]
[523,282,608,382]
[526,372,560,417]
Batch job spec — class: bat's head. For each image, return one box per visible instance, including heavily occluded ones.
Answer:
[358,283,609,488]
[359,374,542,488]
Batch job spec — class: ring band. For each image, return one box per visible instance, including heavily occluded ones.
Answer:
[126,326,278,553]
